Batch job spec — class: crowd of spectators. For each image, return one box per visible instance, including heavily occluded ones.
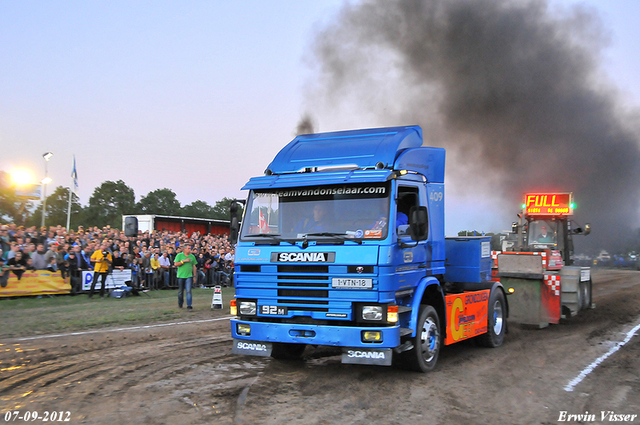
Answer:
[0,223,235,292]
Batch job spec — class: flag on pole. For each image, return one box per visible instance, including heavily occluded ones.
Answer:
[259,209,270,233]
[71,155,78,194]
[67,155,78,230]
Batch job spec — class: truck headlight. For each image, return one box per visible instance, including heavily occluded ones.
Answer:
[239,301,257,315]
[362,306,383,321]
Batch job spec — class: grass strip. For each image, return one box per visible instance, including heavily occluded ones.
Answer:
[0,287,235,339]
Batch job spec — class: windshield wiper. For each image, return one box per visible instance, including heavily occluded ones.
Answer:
[244,234,295,245]
[304,232,363,245]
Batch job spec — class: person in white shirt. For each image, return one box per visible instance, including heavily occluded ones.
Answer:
[158,251,172,289]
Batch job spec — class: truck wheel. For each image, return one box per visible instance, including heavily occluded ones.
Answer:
[575,281,584,313]
[270,342,306,360]
[477,289,506,348]
[396,305,440,372]
[581,279,592,310]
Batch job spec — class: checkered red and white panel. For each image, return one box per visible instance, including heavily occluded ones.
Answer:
[534,251,548,268]
[544,274,561,296]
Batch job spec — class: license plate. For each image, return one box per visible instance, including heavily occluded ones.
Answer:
[332,278,373,289]
[260,305,288,315]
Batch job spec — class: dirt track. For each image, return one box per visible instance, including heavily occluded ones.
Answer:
[1,269,640,424]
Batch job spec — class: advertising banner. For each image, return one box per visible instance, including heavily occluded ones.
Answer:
[81,269,133,291]
[0,270,71,297]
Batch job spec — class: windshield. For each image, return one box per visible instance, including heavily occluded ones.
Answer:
[240,182,390,241]
[527,220,558,246]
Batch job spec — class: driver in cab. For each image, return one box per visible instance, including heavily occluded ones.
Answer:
[537,225,554,243]
[294,203,330,234]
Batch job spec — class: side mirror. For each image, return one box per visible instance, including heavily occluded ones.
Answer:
[124,216,138,237]
[229,217,239,245]
[408,206,429,241]
[573,223,591,236]
[229,200,242,245]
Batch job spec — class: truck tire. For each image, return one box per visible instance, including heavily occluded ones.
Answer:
[396,305,440,372]
[477,289,506,348]
[581,279,592,310]
[270,342,306,360]
[578,280,586,310]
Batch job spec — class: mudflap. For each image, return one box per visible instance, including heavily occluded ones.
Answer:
[341,348,392,366]
[232,339,273,357]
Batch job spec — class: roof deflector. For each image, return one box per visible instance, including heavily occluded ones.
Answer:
[266,126,423,174]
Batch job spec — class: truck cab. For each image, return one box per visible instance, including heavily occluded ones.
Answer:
[230,126,507,371]
[516,193,590,266]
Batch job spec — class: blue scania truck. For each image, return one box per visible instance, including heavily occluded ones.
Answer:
[229,126,508,371]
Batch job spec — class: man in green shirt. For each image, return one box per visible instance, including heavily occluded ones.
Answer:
[174,244,197,310]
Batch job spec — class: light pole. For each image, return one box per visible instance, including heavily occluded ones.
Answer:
[41,152,53,228]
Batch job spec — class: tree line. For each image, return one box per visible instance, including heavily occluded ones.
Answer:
[0,178,239,229]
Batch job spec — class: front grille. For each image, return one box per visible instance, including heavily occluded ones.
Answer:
[278,275,328,280]
[275,265,331,300]
[280,299,328,305]
[278,265,328,273]
[278,289,328,298]
[240,265,261,272]
[238,263,375,317]
[289,307,329,312]
[288,306,329,312]
[278,281,329,288]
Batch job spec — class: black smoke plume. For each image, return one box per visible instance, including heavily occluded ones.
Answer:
[308,0,640,253]
[296,114,316,135]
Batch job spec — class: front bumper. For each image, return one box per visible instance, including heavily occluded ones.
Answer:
[230,318,401,348]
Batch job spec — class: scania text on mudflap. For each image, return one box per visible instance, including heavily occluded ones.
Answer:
[229,126,508,372]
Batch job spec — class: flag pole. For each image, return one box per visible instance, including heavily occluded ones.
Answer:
[66,175,73,231]
[66,155,76,230]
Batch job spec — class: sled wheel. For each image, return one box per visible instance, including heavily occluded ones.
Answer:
[581,279,592,310]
